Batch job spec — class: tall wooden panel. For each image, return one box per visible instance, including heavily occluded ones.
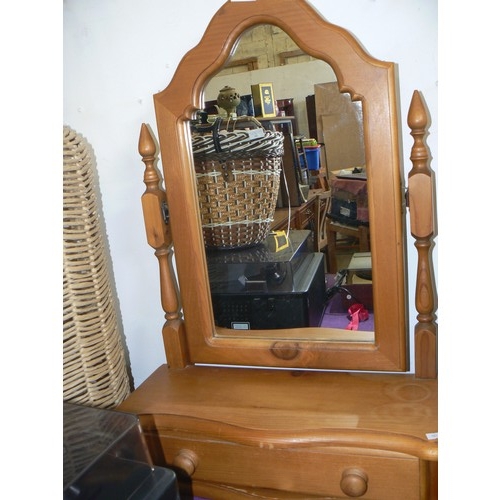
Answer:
[314,82,366,173]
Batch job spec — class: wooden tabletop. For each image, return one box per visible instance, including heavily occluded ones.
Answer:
[119,364,437,461]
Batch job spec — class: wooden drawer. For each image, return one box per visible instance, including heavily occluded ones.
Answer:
[295,202,314,228]
[147,432,422,499]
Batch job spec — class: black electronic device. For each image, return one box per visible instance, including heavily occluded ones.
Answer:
[206,230,326,330]
[63,403,180,500]
[207,229,310,293]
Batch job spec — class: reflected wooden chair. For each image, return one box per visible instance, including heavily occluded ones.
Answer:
[313,190,332,254]
[326,219,370,273]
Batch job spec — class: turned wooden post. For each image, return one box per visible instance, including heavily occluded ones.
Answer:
[407,91,437,379]
[138,123,189,368]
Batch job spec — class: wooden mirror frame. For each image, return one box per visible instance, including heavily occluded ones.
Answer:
[146,0,409,371]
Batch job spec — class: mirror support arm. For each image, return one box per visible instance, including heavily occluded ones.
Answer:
[407,91,437,379]
[139,124,189,368]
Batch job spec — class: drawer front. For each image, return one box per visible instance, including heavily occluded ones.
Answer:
[296,205,314,228]
[150,432,421,500]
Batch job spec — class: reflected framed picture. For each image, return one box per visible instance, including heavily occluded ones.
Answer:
[251,83,276,118]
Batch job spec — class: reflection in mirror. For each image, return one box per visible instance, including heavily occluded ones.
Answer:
[190,25,374,341]
[150,0,408,371]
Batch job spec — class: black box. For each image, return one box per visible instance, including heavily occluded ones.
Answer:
[63,403,180,500]
[330,175,369,226]
[207,230,311,293]
[210,252,326,330]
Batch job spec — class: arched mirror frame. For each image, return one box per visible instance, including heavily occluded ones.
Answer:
[152,0,408,371]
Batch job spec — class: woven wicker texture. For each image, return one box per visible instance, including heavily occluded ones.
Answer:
[63,126,131,408]
[193,123,283,249]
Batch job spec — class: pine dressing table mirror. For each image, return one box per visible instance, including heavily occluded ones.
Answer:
[118,0,437,498]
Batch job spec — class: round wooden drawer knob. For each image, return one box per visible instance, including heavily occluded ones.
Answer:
[172,448,199,477]
[340,468,368,497]
[270,341,299,360]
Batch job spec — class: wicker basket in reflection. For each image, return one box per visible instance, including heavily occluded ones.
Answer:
[192,118,283,249]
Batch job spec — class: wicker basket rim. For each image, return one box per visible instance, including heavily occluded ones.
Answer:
[193,147,284,161]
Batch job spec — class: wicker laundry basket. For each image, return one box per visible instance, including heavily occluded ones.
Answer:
[63,126,131,408]
[192,117,283,249]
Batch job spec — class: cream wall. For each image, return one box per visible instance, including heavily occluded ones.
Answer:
[63,0,438,388]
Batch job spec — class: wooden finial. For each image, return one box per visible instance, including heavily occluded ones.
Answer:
[407,91,437,379]
[138,124,189,368]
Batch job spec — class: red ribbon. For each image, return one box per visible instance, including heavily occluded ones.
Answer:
[346,303,369,330]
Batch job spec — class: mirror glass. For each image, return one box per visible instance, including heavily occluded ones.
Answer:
[194,25,373,342]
